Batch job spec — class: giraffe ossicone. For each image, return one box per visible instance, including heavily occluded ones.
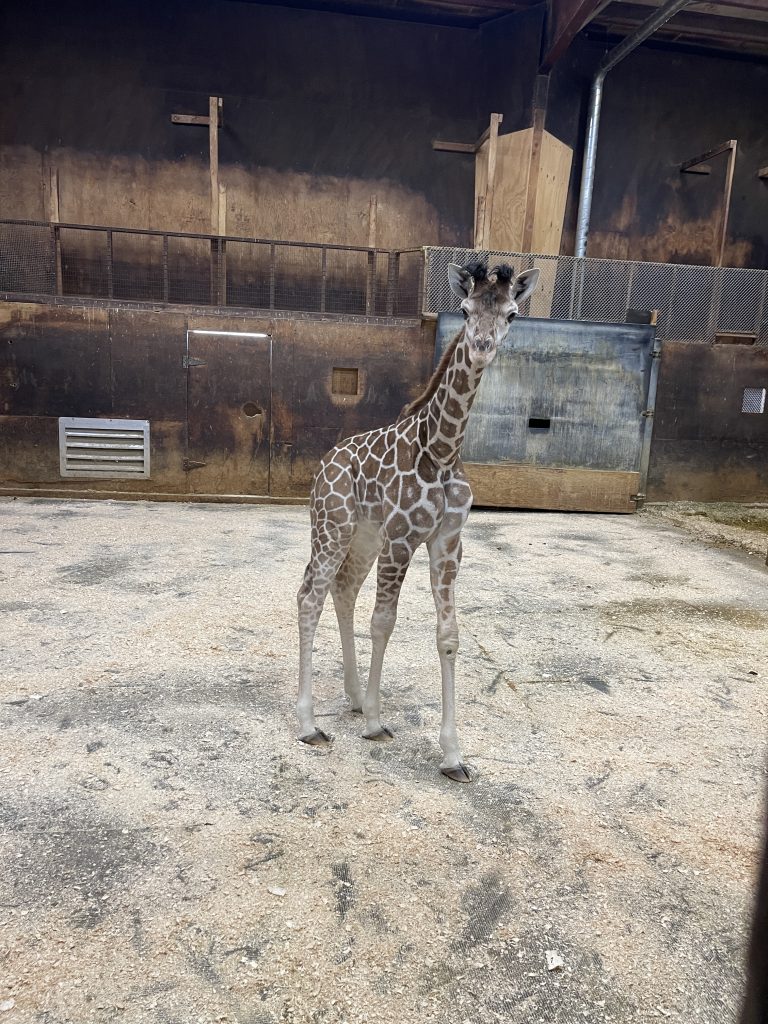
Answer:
[296,259,540,781]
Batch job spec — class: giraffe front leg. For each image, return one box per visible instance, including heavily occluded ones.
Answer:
[362,542,412,741]
[428,533,472,783]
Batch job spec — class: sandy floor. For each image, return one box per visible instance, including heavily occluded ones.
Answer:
[1,497,767,1024]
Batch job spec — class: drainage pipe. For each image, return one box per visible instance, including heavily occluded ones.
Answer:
[574,0,692,258]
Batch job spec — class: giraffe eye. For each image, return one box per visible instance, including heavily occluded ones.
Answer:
[462,308,469,320]
[506,311,516,323]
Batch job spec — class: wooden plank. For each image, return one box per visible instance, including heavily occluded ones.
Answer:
[530,130,573,255]
[367,194,378,248]
[464,463,639,513]
[522,77,548,253]
[432,141,477,153]
[218,183,227,304]
[481,113,503,250]
[716,141,737,267]
[209,97,221,304]
[681,139,735,171]
[47,167,63,296]
[475,128,532,252]
[209,97,220,235]
[171,114,210,126]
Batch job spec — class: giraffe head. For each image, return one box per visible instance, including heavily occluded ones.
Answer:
[448,261,540,369]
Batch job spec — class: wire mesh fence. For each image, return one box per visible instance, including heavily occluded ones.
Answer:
[3,222,766,342]
[0,220,423,320]
[424,246,768,346]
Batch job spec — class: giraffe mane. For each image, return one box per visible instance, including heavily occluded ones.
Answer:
[397,328,464,422]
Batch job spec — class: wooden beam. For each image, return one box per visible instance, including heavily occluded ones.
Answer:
[433,114,503,157]
[47,166,63,296]
[522,76,549,253]
[480,113,502,250]
[171,114,211,126]
[716,141,737,268]
[432,140,477,154]
[681,139,736,172]
[367,194,378,249]
[540,0,608,71]
[209,97,220,235]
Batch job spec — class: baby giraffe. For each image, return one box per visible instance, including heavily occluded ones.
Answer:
[296,260,539,781]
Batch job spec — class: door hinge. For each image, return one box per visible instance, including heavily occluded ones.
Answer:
[183,459,207,471]
[630,492,646,505]
[641,409,654,418]
[183,355,206,368]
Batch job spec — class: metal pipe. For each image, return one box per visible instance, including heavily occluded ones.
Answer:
[574,0,692,258]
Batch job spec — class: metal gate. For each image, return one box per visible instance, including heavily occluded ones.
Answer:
[185,328,272,496]
[436,315,660,513]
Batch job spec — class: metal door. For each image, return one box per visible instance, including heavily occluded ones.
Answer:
[435,315,660,513]
[185,329,272,495]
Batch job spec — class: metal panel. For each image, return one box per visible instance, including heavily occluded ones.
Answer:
[58,417,150,478]
[435,315,657,512]
[185,329,272,496]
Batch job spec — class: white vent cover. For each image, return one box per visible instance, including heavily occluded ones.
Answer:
[59,418,150,479]
[742,387,766,414]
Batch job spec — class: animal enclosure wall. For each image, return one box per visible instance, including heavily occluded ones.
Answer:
[0,299,434,500]
[647,342,768,503]
[1,297,766,505]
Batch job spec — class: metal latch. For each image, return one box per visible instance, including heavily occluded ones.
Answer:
[641,409,654,418]
[183,355,206,368]
[182,459,207,471]
[630,492,646,504]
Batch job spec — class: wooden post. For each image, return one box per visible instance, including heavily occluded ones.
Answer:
[209,96,221,304]
[716,142,737,267]
[522,76,549,254]
[680,139,737,268]
[218,182,227,304]
[367,195,378,249]
[480,113,502,249]
[48,167,63,295]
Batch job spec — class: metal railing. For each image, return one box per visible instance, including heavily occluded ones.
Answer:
[0,219,423,320]
[424,246,768,346]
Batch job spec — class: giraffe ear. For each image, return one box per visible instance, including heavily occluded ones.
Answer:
[448,263,475,299]
[513,267,540,304]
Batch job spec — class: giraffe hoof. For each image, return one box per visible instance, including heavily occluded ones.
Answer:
[362,726,394,741]
[441,763,473,783]
[299,729,333,747]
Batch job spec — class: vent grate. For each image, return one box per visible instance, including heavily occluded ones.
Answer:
[741,388,766,414]
[59,418,151,479]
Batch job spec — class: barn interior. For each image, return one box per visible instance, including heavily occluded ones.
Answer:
[1,0,766,509]
[1,3,768,1023]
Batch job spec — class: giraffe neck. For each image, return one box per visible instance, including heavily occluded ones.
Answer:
[420,329,485,466]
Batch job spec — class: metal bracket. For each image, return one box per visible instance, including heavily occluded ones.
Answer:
[183,355,206,368]
[641,409,654,418]
[630,492,646,505]
[182,459,207,471]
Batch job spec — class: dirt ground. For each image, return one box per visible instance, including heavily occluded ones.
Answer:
[642,502,768,563]
[1,496,767,1024]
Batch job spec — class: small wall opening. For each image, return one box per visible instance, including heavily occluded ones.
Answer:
[332,367,359,396]
[528,417,551,431]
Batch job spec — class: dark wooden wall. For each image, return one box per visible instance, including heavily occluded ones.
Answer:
[0,0,529,248]
[0,300,434,499]
[1,0,766,269]
[549,37,768,268]
[647,341,768,502]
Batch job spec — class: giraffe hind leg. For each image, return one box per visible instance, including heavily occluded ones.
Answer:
[296,464,357,745]
[331,520,381,713]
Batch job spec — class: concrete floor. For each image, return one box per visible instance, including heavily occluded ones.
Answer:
[1,497,767,1024]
